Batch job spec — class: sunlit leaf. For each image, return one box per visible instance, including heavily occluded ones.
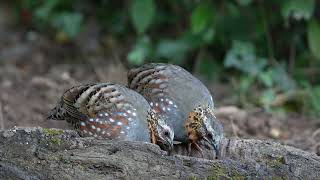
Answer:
[130,0,155,34]
[307,19,320,60]
[191,1,214,34]
[282,0,315,20]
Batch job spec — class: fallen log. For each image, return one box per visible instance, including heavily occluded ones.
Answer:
[0,127,319,179]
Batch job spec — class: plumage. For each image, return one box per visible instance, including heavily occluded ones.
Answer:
[48,82,174,151]
[128,63,224,156]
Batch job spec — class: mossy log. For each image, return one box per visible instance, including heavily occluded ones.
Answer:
[0,127,319,179]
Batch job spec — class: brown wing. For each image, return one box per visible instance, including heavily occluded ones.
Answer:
[128,63,178,115]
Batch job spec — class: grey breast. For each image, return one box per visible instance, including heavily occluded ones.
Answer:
[117,85,151,142]
[166,65,214,142]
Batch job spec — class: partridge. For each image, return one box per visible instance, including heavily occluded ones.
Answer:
[48,83,174,152]
[128,63,224,156]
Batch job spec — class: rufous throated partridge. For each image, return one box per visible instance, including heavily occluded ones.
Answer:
[48,82,174,152]
[127,63,224,156]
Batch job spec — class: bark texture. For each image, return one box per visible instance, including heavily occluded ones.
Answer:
[0,127,319,179]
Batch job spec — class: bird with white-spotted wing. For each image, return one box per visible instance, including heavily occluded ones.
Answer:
[128,63,224,157]
[48,83,174,152]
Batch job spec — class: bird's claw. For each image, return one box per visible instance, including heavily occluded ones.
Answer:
[187,142,204,158]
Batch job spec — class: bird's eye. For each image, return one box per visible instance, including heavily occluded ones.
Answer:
[163,130,170,137]
[207,133,213,139]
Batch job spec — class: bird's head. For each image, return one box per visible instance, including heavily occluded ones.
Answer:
[185,106,224,157]
[147,110,174,153]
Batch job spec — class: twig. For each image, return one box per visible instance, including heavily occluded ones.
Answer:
[0,101,4,130]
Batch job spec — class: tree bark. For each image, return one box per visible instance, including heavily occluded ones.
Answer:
[0,127,319,179]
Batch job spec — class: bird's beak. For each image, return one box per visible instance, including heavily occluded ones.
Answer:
[158,139,174,154]
[203,136,220,158]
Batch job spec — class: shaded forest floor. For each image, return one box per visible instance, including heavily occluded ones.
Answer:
[0,8,319,156]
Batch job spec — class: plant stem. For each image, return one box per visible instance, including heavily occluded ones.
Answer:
[260,1,275,65]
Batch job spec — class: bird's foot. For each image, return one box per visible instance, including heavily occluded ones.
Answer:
[187,142,204,158]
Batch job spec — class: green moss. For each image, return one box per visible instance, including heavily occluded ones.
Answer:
[50,138,62,145]
[43,128,64,136]
[207,164,245,180]
[266,156,286,168]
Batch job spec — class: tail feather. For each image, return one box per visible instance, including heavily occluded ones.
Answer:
[47,102,66,120]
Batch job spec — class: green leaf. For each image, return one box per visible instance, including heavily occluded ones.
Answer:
[282,0,315,20]
[309,86,320,112]
[191,1,214,34]
[224,41,267,76]
[52,12,83,38]
[260,89,276,111]
[269,65,296,91]
[130,0,155,34]
[258,71,273,88]
[308,19,320,59]
[128,36,152,65]
[155,39,191,64]
[197,57,221,80]
[34,0,60,20]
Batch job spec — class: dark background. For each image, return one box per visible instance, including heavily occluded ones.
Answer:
[0,0,319,155]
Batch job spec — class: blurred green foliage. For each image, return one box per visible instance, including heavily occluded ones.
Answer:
[13,0,320,116]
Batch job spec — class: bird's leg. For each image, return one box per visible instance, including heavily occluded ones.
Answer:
[187,142,192,156]
[193,142,204,158]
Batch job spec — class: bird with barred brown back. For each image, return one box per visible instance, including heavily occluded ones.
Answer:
[127,63,224,157]
[48,82,174,152]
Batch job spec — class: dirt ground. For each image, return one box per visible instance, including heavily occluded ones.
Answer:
[0,8,319,156]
